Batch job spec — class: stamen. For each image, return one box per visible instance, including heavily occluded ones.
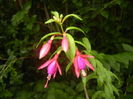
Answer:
[44,75,51,88]
[50,36,55,40]
[81,70,87,77]
[47,75,51,80]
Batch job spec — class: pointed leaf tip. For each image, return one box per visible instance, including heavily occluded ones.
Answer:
[65,26,85,35]
[66,34,76,61]
[45,19,55,24]
[62,14,82,23]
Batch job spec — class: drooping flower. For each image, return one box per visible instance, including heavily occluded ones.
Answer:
[73,49,94,78]
[38,53,62,88]
[61,34,69,52]
[39,36,54,59]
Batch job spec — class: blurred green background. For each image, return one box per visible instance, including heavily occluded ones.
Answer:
[0,0,133,99]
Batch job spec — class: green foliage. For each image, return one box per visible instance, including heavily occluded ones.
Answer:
[62,14,82,23]
[66,33,76,61]
[36,32,61,47]
[65,62,72,73]
[122,43,133,52]
[0,1,40,98]
[45,19,55,24]
[44,11,82,26]
[82,37,91,52]
[0,0,133,99]
[12,1,32,26]
[93,59,119,99]
[65,26,85,35]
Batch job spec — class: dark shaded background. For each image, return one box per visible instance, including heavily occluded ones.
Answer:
[0,0,133,99]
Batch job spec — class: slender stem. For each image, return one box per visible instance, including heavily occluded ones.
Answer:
[83,84,90,99]
[60,24,65,33]
[18,0,23,9]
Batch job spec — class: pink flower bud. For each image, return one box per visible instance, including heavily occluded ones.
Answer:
[61,34,69,52]
[39,36,54,59]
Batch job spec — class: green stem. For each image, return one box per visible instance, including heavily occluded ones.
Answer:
[60,24,64,33]
[83,84,90,99]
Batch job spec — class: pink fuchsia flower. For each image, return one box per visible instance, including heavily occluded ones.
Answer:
[38,53,62,88]
[61,34,69,52]
[39,36,54,59]
[73,49,94,78]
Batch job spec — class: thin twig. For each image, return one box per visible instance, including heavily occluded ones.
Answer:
[83,84,90,99]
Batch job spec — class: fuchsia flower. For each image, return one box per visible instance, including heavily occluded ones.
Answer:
[38,53,62,88]
[61,34,69,52]
[73,49,94,78]
[39,36,54,59]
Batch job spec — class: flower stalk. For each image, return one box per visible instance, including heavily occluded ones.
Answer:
[37,12,95,99]
[73,49,94,78]
[38,51,62,88]
[83,83,90,99]
[39,36,54,59]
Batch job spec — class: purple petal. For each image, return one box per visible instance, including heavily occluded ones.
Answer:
[77,56,86,70]
[84,59,94,71]
[53,54,59,60]
[47,61,56,75]
[53,67,57,78]
[74,57,80,78]
[56,61,62,75]
[38,59,53,70]
[80,55,94,58]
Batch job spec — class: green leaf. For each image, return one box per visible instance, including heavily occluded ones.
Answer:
[109,71,119,80]
[60,14,63,21]
[112,85,119,96]
[45,19,55,24]
[51,11,59,18]
[115,0,122,5]
[47,88,55,99]
[54,36,62,40]
[122,94,133,99]
[66,33,76,61]
[122,43,133,52]
[82,37,91,52]
[75,41,86,48]
[95,59,105,87]
[104,84,115,99]
[65,62,72,73]
[127,84,133,92]
[49,47,61,59]
[103,55,120,72]
[0,50,17,81]
[92,91,105,99]
[65,26,85,35]
[95,58,119,98]
[101,10,109,19]
[113,52,133,68]
[86,72,97,82]
[36,32,61,48]
[127,76,133,83]
[82,77,86,86]
[34,81,44,92]
[76,82,84,92]
[62,14,82,23]
[11,1,32,26]
[89,58,97,69]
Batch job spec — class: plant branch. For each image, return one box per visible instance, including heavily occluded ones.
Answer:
[60,24,64,33]
[83,84,90,99]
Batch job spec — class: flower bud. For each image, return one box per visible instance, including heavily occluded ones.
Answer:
[61,34,69,52]
[39,36,54,59]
